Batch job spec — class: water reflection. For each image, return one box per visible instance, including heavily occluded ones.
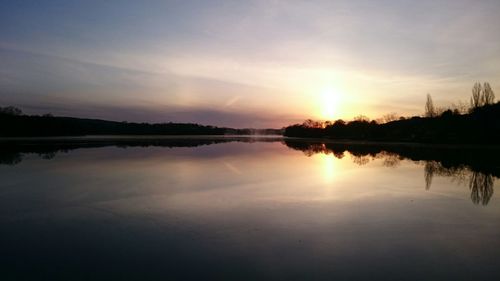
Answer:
[0,136,279,166]
[1,137,499,206]
[470,172,494,205]
[284,140,499,206]
[423,162,494,205]
[2,137,500,280]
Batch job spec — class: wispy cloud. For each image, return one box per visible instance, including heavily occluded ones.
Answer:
[1,0,500,124]
[224,96,241,107]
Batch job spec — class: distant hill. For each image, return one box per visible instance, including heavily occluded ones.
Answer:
[0,108,283,137]
[284,102,500,144]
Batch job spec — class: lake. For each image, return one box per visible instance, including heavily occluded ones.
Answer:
[1,137,500,280]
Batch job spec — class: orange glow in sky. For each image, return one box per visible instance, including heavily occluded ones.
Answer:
[2,1,500,127]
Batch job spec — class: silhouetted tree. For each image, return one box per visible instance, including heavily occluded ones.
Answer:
[0,110,247,136]
[0,106,23,116]
[354,115,370,122]
[450,101,469,115]
[382,113,398,123]
[286,98,500,143]
[440,109,454,118]
[333,119,345,126]
[483,82,495,105]
[471,82,483,110]
[303,119,323,128]
[425,94,436,117]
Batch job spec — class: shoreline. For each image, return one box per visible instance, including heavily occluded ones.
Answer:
[0,134,499,150]
[0,134,283,143]
[283,137,500,150]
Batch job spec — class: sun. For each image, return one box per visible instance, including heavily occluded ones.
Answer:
[319,86,342,121]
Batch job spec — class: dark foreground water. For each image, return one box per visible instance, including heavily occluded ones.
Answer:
[1,137,500,280]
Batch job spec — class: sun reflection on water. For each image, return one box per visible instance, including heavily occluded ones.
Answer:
[317,147,337,183]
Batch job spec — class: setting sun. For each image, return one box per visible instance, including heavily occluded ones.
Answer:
[319,86,343,121]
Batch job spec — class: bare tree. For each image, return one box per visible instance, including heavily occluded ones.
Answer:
[451,100,469,115]
[302,119,323,128]
[353,115,370,122]
[382,112,398,123]
[434,106,446,116]
[483,82,495,105]
[425,94,436,117]
[470,82,482,109]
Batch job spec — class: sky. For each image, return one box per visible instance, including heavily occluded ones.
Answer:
[1,0,500,128]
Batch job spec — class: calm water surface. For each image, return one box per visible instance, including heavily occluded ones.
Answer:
[1,138,499,280]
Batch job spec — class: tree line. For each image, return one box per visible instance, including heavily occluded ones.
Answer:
[285,82,499,144]
[425,82,495,117]
[0,107,282,137]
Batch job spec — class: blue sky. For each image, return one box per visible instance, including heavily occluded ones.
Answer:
[1,0,500,127]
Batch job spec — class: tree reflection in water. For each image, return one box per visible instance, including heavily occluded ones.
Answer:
[284,140,498,206]
[423,162,494,205]
[1,138,498,205]
[469,172,494,205]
